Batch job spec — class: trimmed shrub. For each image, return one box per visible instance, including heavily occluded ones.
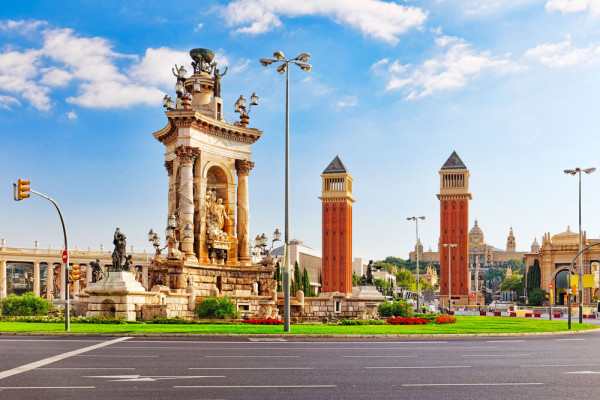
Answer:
[0,292,54,316]
[378,299,414,318]
[194,297,239,319]
[242,318,285,325]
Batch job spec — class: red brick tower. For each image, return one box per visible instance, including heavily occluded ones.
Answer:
[437,151,472,306]
[320,156,355,294]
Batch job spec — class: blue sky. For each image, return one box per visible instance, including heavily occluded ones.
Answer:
[2,0,600,261]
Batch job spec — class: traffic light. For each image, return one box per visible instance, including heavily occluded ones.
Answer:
[71,265,82,281]
[17,179,30,200]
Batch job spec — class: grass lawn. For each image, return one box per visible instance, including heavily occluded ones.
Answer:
[0,316,596,335]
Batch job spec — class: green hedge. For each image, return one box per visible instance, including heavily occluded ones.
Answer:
[378,300,414,318]
[194,297,240,319]
[0,292,54,316]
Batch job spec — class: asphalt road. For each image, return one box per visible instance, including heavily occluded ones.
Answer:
[1,331,600,400]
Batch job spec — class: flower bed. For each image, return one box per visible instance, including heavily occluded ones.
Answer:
[386,317,431,325]
[434,316,456,324]
[242,318,285,325]
[387,316,457,325]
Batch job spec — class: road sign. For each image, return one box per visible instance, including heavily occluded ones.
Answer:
[62,250,68,263]
[50,290,54,294]
[470,292,475,298]
[549,283,553,289]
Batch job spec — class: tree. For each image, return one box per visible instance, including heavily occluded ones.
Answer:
[274,262,281,292]
[396,270,415,289]
[302,268,313,297]
[526,259,541,298]
[499,275,523,301]
[373,262,395,274]
[292,261,302,294]
[374,278,391,296]
[352,273,361,286]
[528,288,547,306]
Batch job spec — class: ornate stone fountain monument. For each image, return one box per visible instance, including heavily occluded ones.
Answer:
[148,48,277,314]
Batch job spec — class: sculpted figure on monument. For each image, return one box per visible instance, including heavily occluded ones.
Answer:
[206,189,229,241]
[112,228,127,271]
[90,259,104,283]
[360,260,374,286]
[213,67,227,98]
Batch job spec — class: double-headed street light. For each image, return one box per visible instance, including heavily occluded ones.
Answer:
[407,216,425,312]
[260,51,311,332]
[443,243,457,312]
[564,167,596,324]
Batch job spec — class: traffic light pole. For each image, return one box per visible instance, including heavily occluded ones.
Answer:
[28,189,70,332]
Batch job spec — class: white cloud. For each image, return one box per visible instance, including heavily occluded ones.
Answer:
[64,110,77,120]
[337,95,358,108]
[454,0,540,16]
[525,36,600,67]
[380,36,518,99]
[371,58,389,69]
[222,0,427,45]
[194,23,204,31]
[0,95,21,110]
[66,81,164,108]
[129,47,190,87]
[0,19,47,33]
[545,0,600,15]
[231,59,251,74]
[0,49,52,110]
[40,67,72,87]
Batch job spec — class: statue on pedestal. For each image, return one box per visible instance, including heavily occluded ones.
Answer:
[206,188,229,242]
[112,228,127,271]
[360,260,374,286]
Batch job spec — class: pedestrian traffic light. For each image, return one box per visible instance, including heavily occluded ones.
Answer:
[17,179,30,200]
[71,265,82,281]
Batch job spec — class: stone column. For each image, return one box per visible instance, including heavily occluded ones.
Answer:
[60,264,66,301]
[142,266,149,290]
[33,261,40,297]
[86,264,92,284]
[236,159,254,263]
[175,146,200,258]
[0,260,6,299]
[47,263,54,300]
[165,160,174,214]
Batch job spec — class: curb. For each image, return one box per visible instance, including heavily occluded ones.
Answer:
[1,325,599,339]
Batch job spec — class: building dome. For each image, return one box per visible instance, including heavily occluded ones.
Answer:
[551,226,579,245]
[469,220,484,244]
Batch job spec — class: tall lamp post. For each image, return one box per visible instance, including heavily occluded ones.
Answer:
[564,167,595,324]
[443,243,457,311]
[407,216,425,312]
[260,51,311,332]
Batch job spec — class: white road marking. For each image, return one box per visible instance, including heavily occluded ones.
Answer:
[190,367,313,370]
[0,339,103,343]
[402,383,543,387]
[0,386,96,390]
[111,346,490,350]
[84,375,224,382]
[39,367,135,370]
[343,356,416,358]
[76,355,158,358]
[555,338,584,341]
[0,337,130,380]
[487,340,525,343]
[205,355,299,358]
[565,371,600,374]
[248,338,287,342]
[522,364,600,368]
[462,354,529,357]
[366,366,471,369]
[175,385,337,389]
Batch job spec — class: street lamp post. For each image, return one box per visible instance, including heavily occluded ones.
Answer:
[260,51,311,332]
[443,243,457,312]
[407,216,425,312]
[564,167,595,324]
